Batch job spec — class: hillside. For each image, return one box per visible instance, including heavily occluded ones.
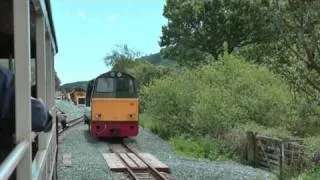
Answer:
[139,52,176,67]
[60,80,88,92]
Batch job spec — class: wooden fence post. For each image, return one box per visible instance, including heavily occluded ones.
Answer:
[279,141,284,180]
[247,131,256,167]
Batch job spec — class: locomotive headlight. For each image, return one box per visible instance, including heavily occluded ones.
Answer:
[110,72,115,77]
[129,113,135,119]
[96,113,102,118]
[117,72,122,77]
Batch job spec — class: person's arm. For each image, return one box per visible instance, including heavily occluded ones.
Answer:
[31,97,53,133]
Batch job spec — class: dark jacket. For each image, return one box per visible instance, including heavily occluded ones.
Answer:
[0,66,52,138]
[0,66,15,146]
[0,66,53,179]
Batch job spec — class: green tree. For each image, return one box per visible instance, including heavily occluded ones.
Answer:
[54,71,61,90]
[240,0,320,98]
[128,60,173,90]
[160,0,320,98]
[275,0,320,95]
[160,0,276,67]
[104,44,141,72]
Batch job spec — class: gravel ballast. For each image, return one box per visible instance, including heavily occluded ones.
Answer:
[56,101,277,180]
[57,101,113,180]
[125,127,278,180]
[56,100,88,122]
[57,124,114,180]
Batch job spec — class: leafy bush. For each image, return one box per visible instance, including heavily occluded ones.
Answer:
[293,166,320,180]
[288,100,320,137]
[169,136,232,161]
[127,60,174,112]
[140,72,199,138]
[139,54,320,178]
[129,60,173,91]
[141,54,297,138]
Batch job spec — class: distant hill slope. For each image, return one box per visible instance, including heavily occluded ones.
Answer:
[139,52,177,67]
[60,81,88,92]
[60,52,176,91]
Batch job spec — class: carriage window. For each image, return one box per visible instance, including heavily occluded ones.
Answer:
[96,78,114,93]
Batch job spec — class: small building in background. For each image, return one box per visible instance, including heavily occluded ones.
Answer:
[70,87,86,106]
[56,91,62,100]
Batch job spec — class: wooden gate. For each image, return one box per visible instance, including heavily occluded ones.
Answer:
[246,131,308,179]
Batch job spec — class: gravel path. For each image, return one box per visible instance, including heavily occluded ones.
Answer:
[56,100,89,122]
[57,124,277,180]
[56,100,277,180]
[57,124,114,180]
[57,101,113,180]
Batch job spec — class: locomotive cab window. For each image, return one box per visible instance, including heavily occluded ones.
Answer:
[92,72,137,98]
[96,77,114,93]
[116,77,134,92]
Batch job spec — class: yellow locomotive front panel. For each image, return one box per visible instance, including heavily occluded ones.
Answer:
[91,98,138,122]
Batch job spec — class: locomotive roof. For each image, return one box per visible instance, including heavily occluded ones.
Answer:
[96,71,135,79]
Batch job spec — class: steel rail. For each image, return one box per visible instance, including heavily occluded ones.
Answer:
[122,143,169,180]
[108,141,170,180]
[57,115,84,135]
[108,147,140,180]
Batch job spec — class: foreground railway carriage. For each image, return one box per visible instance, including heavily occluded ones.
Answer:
[0,0,59,179]
[86,71,139,138]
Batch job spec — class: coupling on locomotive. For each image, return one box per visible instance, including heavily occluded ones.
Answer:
[85,71,139,138]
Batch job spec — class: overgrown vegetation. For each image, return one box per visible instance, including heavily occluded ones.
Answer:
[156,1,320,178]
[104,45,320,179]
[138,55,320,179]
[141,53,312,150]
[99,0,320,178]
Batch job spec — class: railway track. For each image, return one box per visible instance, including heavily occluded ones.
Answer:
[108,141,173,180]
[55,111,173,180]
[57,115,84,135]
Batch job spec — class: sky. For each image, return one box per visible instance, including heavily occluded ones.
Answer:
[51,0,167,84]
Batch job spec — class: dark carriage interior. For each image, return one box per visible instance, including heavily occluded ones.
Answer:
[0,0,37,59]
[0,0,57,59]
